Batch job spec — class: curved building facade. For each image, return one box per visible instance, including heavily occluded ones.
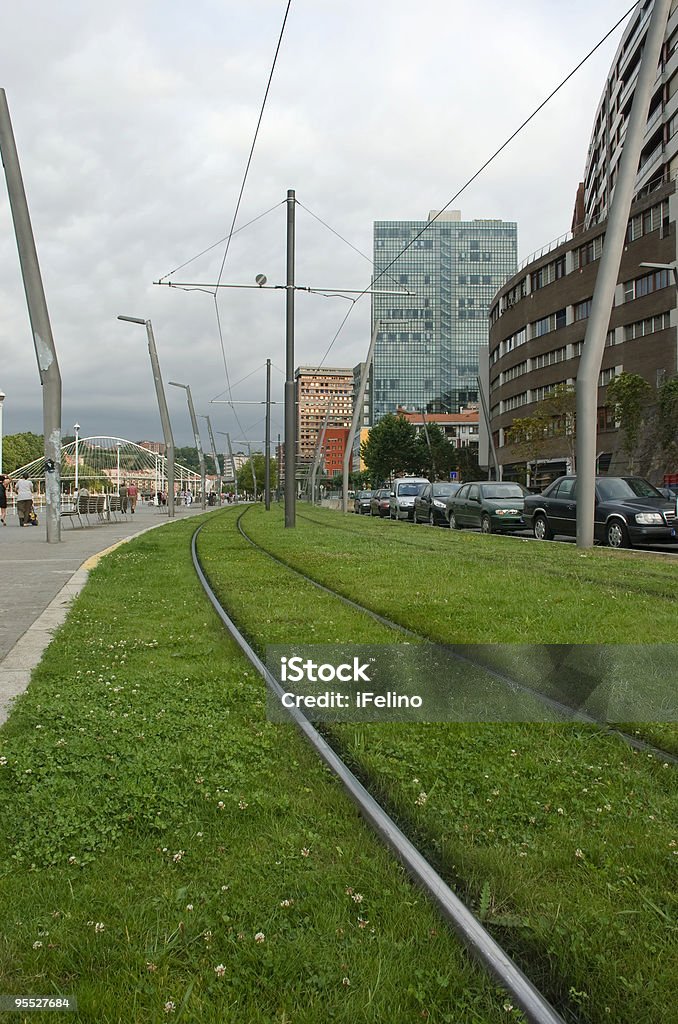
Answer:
[488,179,677,482]
[582,0,678,230]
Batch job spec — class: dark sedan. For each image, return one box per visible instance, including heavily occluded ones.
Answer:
[448,481,529,534]
[353,490,373,514]
[523,476,677,548]
[414,481,461,526]
[370,487,391,517]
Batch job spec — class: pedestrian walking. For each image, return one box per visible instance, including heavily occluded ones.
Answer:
[15,473,34,527]
[0,475,7,526]
[127,482,138,513]
[119,481,129,513]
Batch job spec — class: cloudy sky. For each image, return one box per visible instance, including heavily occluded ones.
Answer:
[0,0,633,449]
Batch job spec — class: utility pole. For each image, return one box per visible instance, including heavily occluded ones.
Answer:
[118,316,175,518]
[284,188,296,527]
[247,443,257,502]
[310,400,333,505]
[169,382,206,509]
[265,358,271,510]
[0,89,61,542]
[342,319,380,514]
[576,0,670,547]
[202,415,222,503]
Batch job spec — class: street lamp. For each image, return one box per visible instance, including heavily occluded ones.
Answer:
[169,381,207,509]
[74,423,80,493]
[116,441,122,491]
[117,315,175,518]
[0,390,5,473]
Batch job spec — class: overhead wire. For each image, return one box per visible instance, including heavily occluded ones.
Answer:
[313,1,637,368]
[157,201,284,282]
[210,0,292,445]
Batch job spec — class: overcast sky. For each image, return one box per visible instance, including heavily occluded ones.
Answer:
[0,0,632,449]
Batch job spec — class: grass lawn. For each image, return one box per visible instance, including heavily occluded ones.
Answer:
[193,505,677,1024]
[0,512,522,1024]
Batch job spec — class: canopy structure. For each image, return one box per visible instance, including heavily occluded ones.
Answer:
[8,436,201,493]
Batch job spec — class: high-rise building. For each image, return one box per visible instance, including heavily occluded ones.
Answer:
[295,366,354,463]
[371,211,517,421]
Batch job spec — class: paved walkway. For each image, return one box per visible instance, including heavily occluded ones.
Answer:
[0,502,207,725]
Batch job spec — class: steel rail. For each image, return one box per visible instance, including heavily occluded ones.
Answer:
[190,522,568,1024]
[236,507,678,766]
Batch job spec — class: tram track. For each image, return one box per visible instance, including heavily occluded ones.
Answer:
[236,507,677,766]
[190,520,569,1024]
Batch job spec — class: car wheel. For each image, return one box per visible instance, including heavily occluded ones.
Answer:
[429,511,435,527]
[481,514,492,535]
[449,511,460,530]
[533,514,552,541]
[606,519,630,549]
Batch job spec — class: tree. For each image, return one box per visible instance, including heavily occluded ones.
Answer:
[2,432,44,474]
[605,372,653,475]
[654,375,678,476]
[236,454,277,496]
[542,383,577,470]
[505,413,550,485]
[360,414,421,483]
[415,422,458,479]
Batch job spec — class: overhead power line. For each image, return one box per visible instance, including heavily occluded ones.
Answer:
[316,2,637,367]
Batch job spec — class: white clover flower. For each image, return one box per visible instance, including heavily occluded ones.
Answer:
[172,851,184,863]
[163,1001,176,1014]
[351,892,364,904]
[215,963,226,977]
[32,941,43,949]
[342,977,350,987]
[185,904,193,912]
[575,848,585,859]
[415,791,428,806]
[95,922,105,933]
[254,931,265,943]
[301,847,310,857]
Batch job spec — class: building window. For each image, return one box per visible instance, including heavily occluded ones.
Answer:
[623,311,671,340]
[623,269,670,301]
[533,347,566,369]
[574,298,592,321]
[532,309,566,338]
[573,235,603,269]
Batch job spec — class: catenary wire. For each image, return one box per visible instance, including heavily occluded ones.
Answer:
[314,2,637,367]
[157,202,284,283]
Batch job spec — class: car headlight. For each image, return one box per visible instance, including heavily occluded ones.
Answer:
[433,499,446,508]
[634,512,664,525]
[495,508,519,516]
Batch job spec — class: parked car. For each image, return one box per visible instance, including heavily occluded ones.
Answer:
[523,475,677,548]
[414,481,462,526]
[448,481,529,534]
[370,487,392,517]
[389,477,429,521]
[353,490,373,514]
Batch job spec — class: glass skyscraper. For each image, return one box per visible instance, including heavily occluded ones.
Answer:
[372,211,517,419]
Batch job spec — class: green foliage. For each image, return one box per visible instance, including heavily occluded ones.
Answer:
[655,375,678,469]
[360,414,421,482]
[174,446,202,473]
[505,414,550,480]
[2,432,44,474]
[606,372,653,473]
[415,422,458,479]
[236,453,277,495]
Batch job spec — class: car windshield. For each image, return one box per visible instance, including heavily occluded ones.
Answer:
[597,477,663,501]
[432,483,459,496]
[481,484,525,499]
[357,491,371,498]
[397,483,424,496]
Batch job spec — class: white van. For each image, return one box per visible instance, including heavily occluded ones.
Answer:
[389,477,429,521]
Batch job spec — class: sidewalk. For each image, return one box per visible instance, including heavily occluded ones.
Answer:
[0,502,206,725]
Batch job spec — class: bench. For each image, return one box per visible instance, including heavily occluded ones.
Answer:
[61,494,116,528]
